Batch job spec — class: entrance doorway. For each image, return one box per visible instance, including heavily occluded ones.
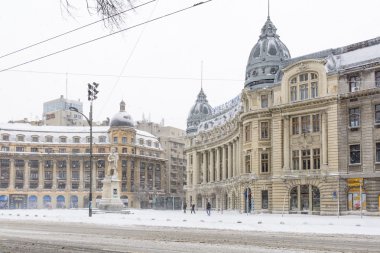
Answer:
[289,185,320,213]
[244,188,252,213]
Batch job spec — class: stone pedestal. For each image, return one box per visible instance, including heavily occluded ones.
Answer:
[98,176,124,211]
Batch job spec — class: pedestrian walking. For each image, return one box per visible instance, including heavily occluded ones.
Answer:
[191,203,196,214]
[206,201,211,216]
[183,202,187,213]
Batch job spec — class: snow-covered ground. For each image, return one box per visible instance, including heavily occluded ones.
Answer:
[0,208,379,235]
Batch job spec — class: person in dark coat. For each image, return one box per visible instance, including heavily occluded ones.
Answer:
[206,201,211,216]
[183,202,187,213]
[191,203,196,214]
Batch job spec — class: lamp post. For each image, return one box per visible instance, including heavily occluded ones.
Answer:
[69,82,99,217]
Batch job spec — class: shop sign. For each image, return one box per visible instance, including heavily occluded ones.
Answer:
[347,178,363,187]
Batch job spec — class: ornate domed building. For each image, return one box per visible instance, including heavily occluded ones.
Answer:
[186,88,213,134]
[0,101,167,209]
[185,13,380,216]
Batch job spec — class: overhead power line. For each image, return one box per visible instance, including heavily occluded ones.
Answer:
[0,0,156,60]
[0,1,213,73]
[8,69,242,82]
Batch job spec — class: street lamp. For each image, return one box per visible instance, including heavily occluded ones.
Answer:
[69,82,99,217]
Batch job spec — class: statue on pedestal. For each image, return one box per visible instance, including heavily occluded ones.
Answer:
[107,147,119,178]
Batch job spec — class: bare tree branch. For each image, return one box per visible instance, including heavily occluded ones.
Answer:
[61,0,136,29]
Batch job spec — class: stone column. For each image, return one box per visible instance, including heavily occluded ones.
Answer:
[233,140,237,177]
[52,161,57,190]
[38,159,44,190]
[9,159,15,190]
[202,151,207,184]
[283,116,290,170]
[216,147,221,182]
[210,149,214,183]
[192,151,199,186]
[186,153,192,187]
[322,112,328,166]
[222,145,227,180]
[79,160,84,190]
[66,159,71,191]
[24,160,30,190]
[228,143,232,178]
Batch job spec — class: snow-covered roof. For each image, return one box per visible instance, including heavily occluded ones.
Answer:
[0,123,161,149]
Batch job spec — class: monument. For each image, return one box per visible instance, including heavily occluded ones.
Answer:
[98,147,124,211]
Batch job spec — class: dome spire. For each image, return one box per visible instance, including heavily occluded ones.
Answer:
[120,100,126,112]
[267,0,270,20]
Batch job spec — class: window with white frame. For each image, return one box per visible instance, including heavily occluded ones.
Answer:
[376,143,380,163]
[376,71,380,87]
[261,94,268,108]
[375,105,380,124]
[17,135,25,142]
[301,116,311,133]
[2,134,9,141]
[45,136,53,142]
[289,72,319,102]
[73,137,80,143]
[349,108,360,127]
[98,136,106,143]
[59,136,67,143]
[260,121,269,139]
[350,144,361,164]
[312,114,320,132]
[244,124,251,142]
[261,153,269,173]
[292,150,299,170]
[31,136,39,142]
[302,150,311,170]
[313,148,320,169]
[349,75,360,92]
[292,117,299,135]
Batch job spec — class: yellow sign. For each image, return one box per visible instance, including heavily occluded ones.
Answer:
[347,178,363,187]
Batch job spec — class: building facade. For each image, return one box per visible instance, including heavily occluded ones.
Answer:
[0,101,167,209]
[137,120,187,209]
[185,15,380,215]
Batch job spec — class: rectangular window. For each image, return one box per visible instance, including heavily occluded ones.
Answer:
[261,95,268,108]
[31,147,38,153]
[45,136,53,142]
[244,124,251,142]
[292,150,299,170]
[376,143,380,163]
[122,137,127,144]
[73,137,80,143]
[261,153,269,173]
[72,148,80,154]
[59,148,66,153]
[16,146,25,152]
[292,117,299,135]
[2,135,9,141]
[31,136,39,142]
[350,144,361,164]
[45,148,53,154]
[300,84,308,100]
[349,108,360,127]
[375,105,380,124]
[260,122,269,139]
[299,73,308,82]
[60,137,67,143]
[376,71,380,87]
[245,153,251,173]
[302,150,311,170]
[311,82,318,98]
[122,148,128,153]
[312,114,320,132]
[113,137,118,144]
[313,148,320,170]
[98,148,105,153]
[262,190,269,209]
[301,116,311,133]
[17,135,25,142]
[98,136,106,143]
[349,76,360,92]
[1,146,9,151]
[290,86,297,102]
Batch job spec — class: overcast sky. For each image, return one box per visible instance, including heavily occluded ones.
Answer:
[0,0,379,130]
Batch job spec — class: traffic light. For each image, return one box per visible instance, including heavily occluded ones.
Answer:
[88,82,99,101]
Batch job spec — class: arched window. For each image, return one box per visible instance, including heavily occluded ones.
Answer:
[289,72,319,102]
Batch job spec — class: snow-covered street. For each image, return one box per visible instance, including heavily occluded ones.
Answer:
[1,208,379,235]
